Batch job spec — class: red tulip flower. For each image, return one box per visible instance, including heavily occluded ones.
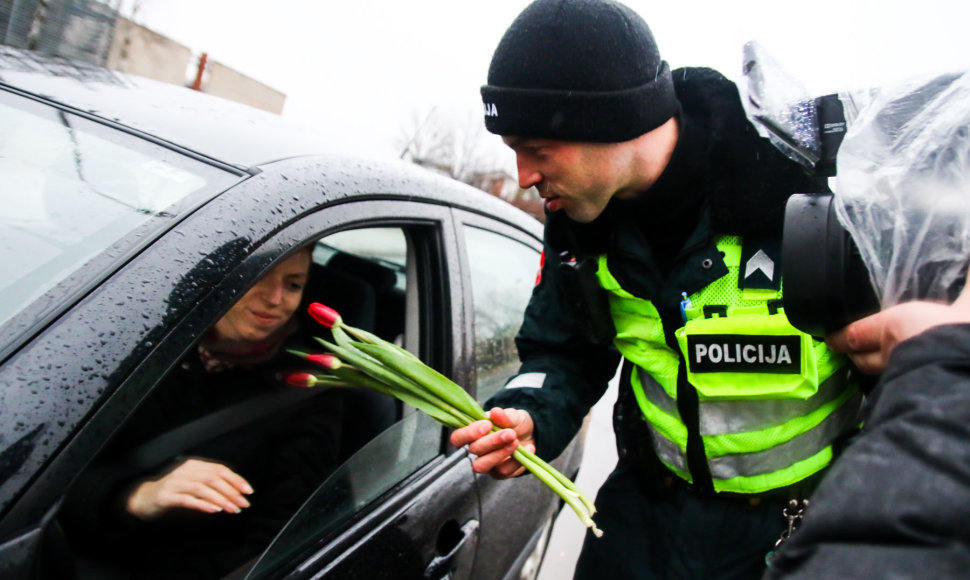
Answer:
[308,303,341,328]
[307,353,342,370]
[285,372,319,388]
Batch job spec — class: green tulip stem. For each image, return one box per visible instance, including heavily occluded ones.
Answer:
[297,315,600,536]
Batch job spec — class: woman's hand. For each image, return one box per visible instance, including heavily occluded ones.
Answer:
[126,458,254,521]
[449,408,536,479]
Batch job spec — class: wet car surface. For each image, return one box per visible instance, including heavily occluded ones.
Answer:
[0,46,585,580]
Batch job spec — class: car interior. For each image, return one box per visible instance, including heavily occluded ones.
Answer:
[58,232,416,579]
[301,245,404,460]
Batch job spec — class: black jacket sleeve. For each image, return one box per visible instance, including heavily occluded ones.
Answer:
[486,244,620,461]
[243,387,343,551]
[765,323,970,579]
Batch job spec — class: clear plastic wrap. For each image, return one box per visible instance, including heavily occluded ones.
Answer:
[740,41,821,171]
[834,72,970,307]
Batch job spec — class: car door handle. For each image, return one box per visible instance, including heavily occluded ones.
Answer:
[423,519,480,579]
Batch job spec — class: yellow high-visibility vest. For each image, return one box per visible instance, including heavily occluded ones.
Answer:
[596,235,862,493]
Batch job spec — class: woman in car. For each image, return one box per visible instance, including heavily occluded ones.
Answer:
[63,246,344,579]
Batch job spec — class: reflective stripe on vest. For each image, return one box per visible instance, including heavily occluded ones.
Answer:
[597,235,861,494]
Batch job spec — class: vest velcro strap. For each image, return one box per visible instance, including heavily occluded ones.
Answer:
[703,304,728,319]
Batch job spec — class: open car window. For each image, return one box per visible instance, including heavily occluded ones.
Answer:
[57,220,448,579]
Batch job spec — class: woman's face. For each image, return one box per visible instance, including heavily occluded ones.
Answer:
[213,250,311,345]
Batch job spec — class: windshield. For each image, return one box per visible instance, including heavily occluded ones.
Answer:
[0,90,240,331]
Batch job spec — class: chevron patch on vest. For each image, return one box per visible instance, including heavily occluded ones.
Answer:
[739,237,782,291]
[687,334,800,373]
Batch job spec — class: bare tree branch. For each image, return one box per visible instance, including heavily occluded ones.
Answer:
[396,104,544,222]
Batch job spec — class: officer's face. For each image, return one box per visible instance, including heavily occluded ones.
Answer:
[503,120,676,224]
[503,138,620,223]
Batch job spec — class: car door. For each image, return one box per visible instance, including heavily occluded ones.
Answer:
[450,209,575,580]
[241,206,482,580]
[246,413,479,580]
[0,173,481,580]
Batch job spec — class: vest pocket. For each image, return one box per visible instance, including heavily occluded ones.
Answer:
[675,309,820,400]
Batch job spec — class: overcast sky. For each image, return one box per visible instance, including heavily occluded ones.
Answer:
[121,0,970,161]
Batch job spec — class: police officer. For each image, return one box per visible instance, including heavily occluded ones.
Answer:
[449,1,863,578]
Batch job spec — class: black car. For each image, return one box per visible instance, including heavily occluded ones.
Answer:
[0,46,586,579]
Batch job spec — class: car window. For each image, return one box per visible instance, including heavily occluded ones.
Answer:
[57,224,441,579]
[462,225,541,401]
[246,226,448,576]
[0,90,238,332]
[319,227,408,289]
[309,227,410,351]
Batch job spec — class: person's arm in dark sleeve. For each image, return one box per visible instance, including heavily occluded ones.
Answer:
[765,323,970,579]
[244,387,344,552]
[60,373,193,539]
[487,245,620,462]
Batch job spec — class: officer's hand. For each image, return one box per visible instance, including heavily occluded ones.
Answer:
[827,269,970,374]
[449,408,536,479]
[126,458,254,521]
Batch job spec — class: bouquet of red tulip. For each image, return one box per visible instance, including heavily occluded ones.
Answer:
[287,302,601,537]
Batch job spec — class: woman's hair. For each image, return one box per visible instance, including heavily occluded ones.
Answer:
[296,244,315,259]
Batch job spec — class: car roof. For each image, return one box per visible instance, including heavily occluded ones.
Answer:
[0,46,539,233]
[0,45,359,169]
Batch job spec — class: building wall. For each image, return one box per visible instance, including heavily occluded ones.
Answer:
[105,17,190,86]
[104,16,285,115]
[205,59,285,115]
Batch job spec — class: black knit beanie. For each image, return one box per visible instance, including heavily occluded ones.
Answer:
[482,0,679,143]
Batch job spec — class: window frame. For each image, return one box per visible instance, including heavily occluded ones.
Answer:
[449,208,543,401]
